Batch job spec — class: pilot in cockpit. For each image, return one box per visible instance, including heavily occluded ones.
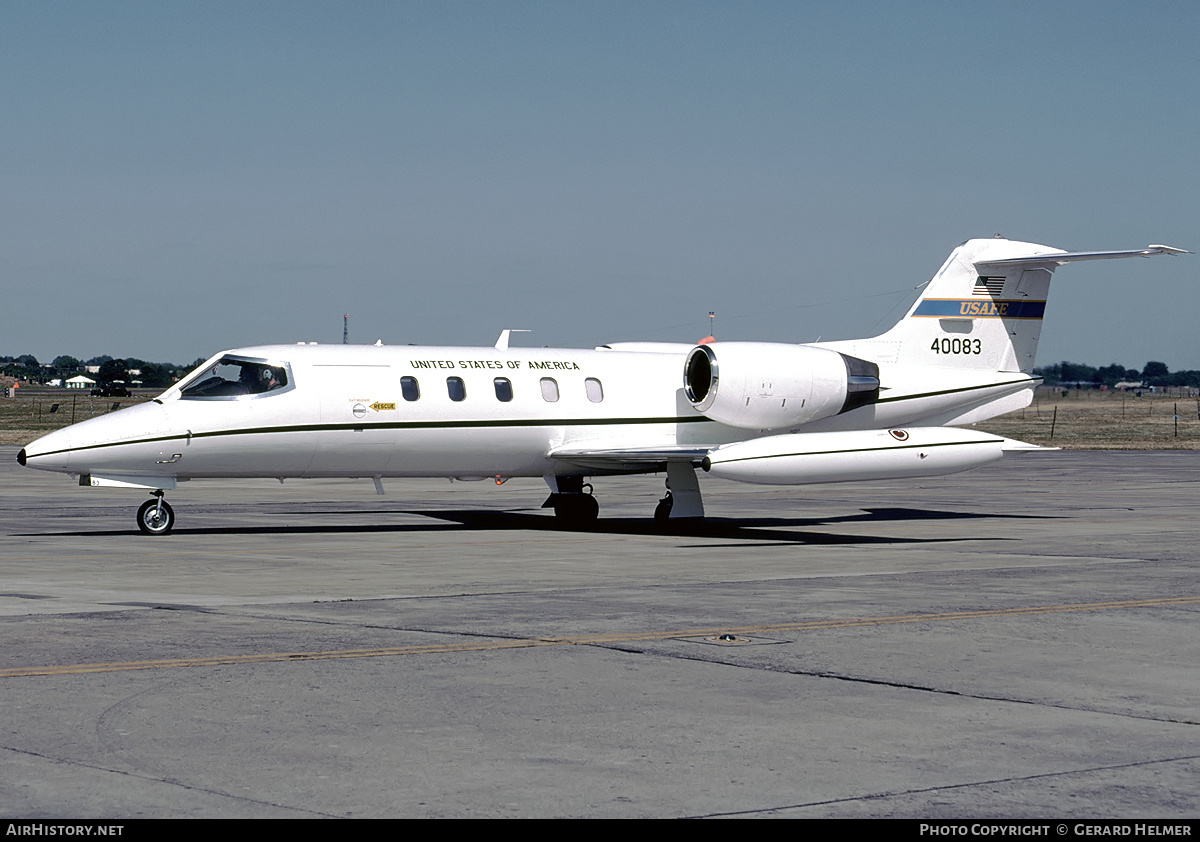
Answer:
[238,364,281,395]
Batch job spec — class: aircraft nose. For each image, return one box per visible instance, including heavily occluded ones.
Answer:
[19,426,75,473]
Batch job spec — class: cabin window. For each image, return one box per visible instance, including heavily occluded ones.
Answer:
[179,356,293,400]
[446,377,466,402]
[493,377,513,402]
[401,376,420,401]
[585,378,604,403]
[540,377,559,402]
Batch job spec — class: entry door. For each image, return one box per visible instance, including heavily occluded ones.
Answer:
[309,364,398,477]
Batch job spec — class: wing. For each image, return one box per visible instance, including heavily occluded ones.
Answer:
[548,445,711,472]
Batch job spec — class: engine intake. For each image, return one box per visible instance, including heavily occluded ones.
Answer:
[683,342,879,430]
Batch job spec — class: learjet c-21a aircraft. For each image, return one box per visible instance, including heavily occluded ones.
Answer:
[18,237,1187,534]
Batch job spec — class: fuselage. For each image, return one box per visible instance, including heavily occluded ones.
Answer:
[19,341,1036,486]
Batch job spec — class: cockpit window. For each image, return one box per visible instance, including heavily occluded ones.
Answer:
[179,356,293,400]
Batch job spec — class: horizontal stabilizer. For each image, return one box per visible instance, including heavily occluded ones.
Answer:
[975,244,1189,271]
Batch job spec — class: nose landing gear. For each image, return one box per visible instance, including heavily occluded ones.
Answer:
[137,490,175,536]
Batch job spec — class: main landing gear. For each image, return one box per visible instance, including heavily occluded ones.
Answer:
[545,463,707,526]
[137,490,175,536]
[654,491,674,522]
[543,477,599,526]
[657,463,706,522]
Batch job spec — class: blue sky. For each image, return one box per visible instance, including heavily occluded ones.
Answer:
[2,1,1197,369]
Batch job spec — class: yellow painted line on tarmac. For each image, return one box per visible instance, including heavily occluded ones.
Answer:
[3,596,1196,678]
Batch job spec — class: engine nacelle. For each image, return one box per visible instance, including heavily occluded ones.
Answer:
[683,342,879,430]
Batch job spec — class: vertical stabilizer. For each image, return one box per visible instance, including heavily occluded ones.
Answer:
[840,239,1186,374]
[873,237,1064,373]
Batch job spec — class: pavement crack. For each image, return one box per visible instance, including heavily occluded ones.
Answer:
[689,753,1200,817]
[599,645,1195,726]
[0,744,342,817]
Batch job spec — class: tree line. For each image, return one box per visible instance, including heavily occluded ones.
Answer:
[0,355,205,389]
[1035,361,1200,388]
[7,353,1200,391]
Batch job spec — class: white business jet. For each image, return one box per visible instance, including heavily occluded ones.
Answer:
[18,237,1186,535]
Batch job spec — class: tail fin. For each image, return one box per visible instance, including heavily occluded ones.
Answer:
[862,238,1186,373]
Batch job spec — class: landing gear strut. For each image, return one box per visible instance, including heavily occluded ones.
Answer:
[657,463,705,521]
[137,490,175,536]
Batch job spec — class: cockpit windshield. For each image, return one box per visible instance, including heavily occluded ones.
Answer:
[179,356,293,400]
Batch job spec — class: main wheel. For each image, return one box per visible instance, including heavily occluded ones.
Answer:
[553,494,599,525]
[579,494,599,522]
[654,493,673,522]
[137,498,176,535]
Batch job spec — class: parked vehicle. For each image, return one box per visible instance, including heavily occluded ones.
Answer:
[90,382,132,397]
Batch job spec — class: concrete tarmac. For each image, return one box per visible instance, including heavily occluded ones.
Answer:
[1,446,1197,818]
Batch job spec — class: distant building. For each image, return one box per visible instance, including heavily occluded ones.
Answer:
[66,375,96,390]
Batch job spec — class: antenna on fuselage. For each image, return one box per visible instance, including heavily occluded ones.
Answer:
[343,314,349,344]
[495,329,530,351]
[698,311,716,345]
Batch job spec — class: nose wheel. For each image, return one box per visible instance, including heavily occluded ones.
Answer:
[137,492,175,536]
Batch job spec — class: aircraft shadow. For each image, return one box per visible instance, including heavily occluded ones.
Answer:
[19,507,1050,545]
[398,507,1033,546]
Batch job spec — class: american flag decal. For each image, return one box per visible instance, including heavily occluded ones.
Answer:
[973,275,1005,296]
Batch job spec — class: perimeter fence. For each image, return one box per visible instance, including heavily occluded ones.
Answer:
[980,390,1200,449]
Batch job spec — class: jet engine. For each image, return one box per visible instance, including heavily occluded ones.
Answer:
[683,342,879,430]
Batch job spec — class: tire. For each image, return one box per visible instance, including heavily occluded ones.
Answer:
[137,499,175,536]
[553,494,599,525]
[654,494,673,522]
[579,494,599,522]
